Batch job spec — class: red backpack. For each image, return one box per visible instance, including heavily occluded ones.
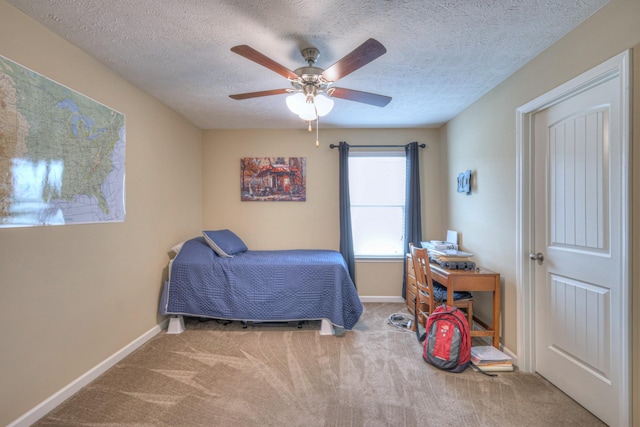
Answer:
[423,305,471,373]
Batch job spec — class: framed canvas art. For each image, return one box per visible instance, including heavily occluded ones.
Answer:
[457,170,472,195]
[241,157,306,201]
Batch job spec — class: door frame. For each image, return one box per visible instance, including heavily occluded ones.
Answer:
[515,50,631,424]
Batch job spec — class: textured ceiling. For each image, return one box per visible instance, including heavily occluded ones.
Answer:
[7,0,609,129]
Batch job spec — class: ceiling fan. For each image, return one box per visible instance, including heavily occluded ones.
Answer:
[229,38,392,121]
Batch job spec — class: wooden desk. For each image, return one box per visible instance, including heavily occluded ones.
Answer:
[429,264,501,348]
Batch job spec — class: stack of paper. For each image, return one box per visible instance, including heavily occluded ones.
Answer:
[432,249,473,259]
[470,346,513,372]
[426,248,474,263]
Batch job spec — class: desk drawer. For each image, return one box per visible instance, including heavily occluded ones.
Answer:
[405,255,417,315]
[430,270,498,292]
[406,273,417,293]
[449,274,498,291]
[406,254,415,276]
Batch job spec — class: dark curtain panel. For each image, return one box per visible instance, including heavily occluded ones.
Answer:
[403,141,423,298]
[338,141,356,285]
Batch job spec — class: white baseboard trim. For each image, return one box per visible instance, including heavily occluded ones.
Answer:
[501,345,518,368]
[8,319,169,427]
[360,296,405,303]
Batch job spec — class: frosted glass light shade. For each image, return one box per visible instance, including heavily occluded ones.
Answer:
[287,93,316,120]
[298,103,317,121]
[286,93,306,114]
[314,94,334,117]
[286,92,334,121]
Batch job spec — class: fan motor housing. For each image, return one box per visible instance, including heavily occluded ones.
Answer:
[291,66,331,92]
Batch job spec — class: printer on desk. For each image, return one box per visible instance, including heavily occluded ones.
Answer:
[421,229,459,252]
[422,240,458,251]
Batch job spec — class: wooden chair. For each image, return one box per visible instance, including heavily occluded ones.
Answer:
[409,243,474,329]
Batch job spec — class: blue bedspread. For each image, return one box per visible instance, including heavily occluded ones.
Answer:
[160,237,363,330]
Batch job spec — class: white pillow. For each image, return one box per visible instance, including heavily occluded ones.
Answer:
[168,241,186,259]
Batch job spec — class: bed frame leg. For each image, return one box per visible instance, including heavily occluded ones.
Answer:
[320,318,335,336]
[167,316,185,334]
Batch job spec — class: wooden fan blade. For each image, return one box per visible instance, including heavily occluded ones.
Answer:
[321,38,387,82]
[231,45,299,80]
[329,87,391,107]
[229,89,290,100]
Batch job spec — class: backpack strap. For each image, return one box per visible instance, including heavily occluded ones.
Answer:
[414,295,426,343]
[470,361,498,377]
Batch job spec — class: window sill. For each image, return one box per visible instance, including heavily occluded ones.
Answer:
[355,256,404,263]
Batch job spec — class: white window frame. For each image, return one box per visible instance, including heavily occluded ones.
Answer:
[348,150,406,259]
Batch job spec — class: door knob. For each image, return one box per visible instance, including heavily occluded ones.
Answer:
[529,252,544,265]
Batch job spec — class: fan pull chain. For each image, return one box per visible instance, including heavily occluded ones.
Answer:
[316,116,319,148]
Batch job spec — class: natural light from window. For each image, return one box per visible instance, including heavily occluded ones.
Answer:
[349,151,406,257]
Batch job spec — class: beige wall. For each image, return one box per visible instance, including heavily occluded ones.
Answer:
[442,0,639,422]
[202,128,442,297]
[0,2,203,425]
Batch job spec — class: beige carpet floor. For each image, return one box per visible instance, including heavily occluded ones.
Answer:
[34,303,604,426]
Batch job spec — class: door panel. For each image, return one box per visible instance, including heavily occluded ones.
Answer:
[549,274,610,381]
[549,109,607,250]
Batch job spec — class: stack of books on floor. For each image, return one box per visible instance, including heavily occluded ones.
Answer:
[470,345,513,372]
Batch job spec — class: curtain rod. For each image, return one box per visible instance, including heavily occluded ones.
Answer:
[329,143,426,149]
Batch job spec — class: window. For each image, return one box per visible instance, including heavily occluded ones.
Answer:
[349,151,406,257]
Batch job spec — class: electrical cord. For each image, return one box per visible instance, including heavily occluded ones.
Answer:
[386,312,414,332]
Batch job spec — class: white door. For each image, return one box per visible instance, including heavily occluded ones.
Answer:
[532,57,630,426]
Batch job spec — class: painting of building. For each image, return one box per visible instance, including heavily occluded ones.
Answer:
[241,157,306,201]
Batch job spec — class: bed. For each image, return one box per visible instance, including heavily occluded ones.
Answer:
[159,230,363,335]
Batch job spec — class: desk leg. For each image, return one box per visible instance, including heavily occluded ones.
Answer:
[492,277,500,348]
[446,287,454,307]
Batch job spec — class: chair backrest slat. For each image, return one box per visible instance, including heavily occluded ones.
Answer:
[410,243,435,308]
